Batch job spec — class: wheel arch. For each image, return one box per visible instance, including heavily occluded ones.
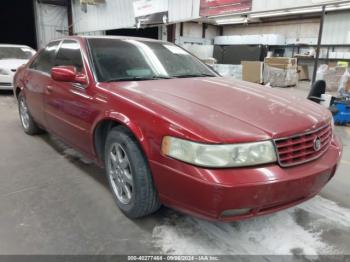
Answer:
[15,86,23,100]
[92,114,149,164]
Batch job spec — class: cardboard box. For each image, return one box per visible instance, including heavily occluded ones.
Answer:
[241,61,264,84]
[298,65,309,80]
[264,57,297,66]
[263,57,298,87]
[264,65,298,87]
[328,61,338,67]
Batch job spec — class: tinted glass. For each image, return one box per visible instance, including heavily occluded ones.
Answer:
[55,40,83,72]
[0,46,35,60]
[30,41,60,73]
[88,38,216,82]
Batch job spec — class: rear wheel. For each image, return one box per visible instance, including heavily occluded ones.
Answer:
[18,92,43,135]
[104,126,161,218]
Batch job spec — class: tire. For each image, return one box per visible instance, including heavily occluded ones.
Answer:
[104,126,161,218]
[18,92,43,135]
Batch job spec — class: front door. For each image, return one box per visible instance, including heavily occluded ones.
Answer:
[25,41,60,126]
[44,40,96,156]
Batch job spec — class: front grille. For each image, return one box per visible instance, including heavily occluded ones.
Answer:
[0,82,12,86]
[274,124,332,167]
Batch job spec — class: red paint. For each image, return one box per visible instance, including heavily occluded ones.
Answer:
[14,36,342,221]
[200,0,252,17]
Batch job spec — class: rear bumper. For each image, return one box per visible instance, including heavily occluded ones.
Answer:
[150,135,342,221]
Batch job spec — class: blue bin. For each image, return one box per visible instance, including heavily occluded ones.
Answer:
[333,102,350,125]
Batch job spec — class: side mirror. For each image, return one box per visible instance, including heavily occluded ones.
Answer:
[51,66,88,85]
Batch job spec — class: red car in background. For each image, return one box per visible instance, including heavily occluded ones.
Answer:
[13,36,342,221]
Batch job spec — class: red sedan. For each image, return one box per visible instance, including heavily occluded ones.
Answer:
[13,36,342,221]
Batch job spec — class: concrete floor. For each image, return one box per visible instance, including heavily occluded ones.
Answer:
[0,84,349,256]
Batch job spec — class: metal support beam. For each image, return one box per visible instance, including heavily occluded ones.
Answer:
[312,5,326,84]
[219,26,224,36]
[67,0,73,35]
[167,24,176,43]
[202,23,207,39]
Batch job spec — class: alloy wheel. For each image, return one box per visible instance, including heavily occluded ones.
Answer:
[19,96,30,130]
[107,143,134,205]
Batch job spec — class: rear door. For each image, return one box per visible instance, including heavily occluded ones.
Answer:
[44,39,96,156]
[25,41,60,126]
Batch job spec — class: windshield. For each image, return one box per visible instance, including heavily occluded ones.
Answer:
[88,38,217,82]
[0,46,35,60]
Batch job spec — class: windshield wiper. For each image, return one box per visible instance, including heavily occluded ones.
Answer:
[105,75,172,82]
[171,73,216,78]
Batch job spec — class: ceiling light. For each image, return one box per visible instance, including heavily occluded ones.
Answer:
[289,7,322,14]
[249,3,350,19]
[249,11,287,18]
[215,17,246,25]
[327,3,350,11]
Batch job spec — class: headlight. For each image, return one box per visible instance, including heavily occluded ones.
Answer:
[0,68,9,75]
[161,136,277,168]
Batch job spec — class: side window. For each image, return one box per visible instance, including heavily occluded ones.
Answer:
[30,41,60,74]
[54,40,84,72]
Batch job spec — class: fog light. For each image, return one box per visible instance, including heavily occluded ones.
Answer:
[221,208,251,217]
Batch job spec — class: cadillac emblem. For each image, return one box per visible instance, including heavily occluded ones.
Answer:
[313,137,322,152]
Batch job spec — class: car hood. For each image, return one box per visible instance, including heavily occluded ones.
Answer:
[107,77,331,143]
[0,59,28,70]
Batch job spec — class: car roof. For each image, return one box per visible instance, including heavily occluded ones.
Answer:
[50,35,167,44]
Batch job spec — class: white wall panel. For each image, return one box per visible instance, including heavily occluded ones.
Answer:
[183,22,202,38]
[71,0,135,33]
[168,0,200,23]
[223,19,320,42]
[322,11,350,44]
[206,24,219,39]
[35,2,68,48]
[222,10,350,45]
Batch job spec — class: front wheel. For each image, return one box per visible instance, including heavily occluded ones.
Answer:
[104,126,161,218]
[18,92,43,135]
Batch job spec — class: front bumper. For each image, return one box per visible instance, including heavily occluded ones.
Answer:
[0,75,14,90]
[0,83,13,90]
[150,135,342,221]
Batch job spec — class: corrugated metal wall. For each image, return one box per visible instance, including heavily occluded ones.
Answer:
[322,11,350,44]
[35,2,68,48]
[70,0,350,45]
[71,0,135,33]
[71,0,200,33]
